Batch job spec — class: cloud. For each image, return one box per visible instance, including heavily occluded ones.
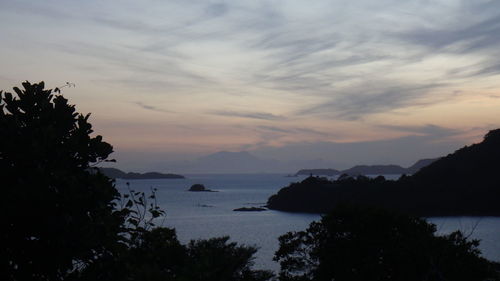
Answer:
[92,17,171,34]
[134,102,173,113]
[399,13,500,53]
[258,126,291,134]
[472,62,500,77]
[2,0,500,169]
[258,125,330,137]
[396,6,500,80]
[204,3,228,18]
[0,1,75,20]
[91,2,232,37]
[377,124,461,138]
[54,41,216,92]
[295,82,446,120]
[210,110,285,121]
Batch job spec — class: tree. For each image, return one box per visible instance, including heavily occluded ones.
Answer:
[0,81,124,280]
[274,205,499,281]
[182,237,274,281]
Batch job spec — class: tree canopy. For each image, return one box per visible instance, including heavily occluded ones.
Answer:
[274,205,500,281]
[1,81,123,280]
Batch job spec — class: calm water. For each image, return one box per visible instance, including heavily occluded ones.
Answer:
[115,174,500,271]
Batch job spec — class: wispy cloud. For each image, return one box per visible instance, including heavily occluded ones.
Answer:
[398,13,500,54]
[134,102,173,114]
[258,125,330,137]
[258,126,291,134]
[295,82,446,120]
[377,124,461,138]
[210,110,285,121]
[2,0,500,170]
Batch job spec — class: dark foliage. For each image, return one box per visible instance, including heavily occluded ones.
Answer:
[275,206,500,281]
[1,81,123,280]
[182,237,274,281]
[267,130,500,216]
[1,82,272,281]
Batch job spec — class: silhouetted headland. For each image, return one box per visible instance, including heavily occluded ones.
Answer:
[268,129,500,217]
[295,158,438,176]
[98,167,184,179]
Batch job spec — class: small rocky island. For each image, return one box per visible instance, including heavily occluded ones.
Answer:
[188,184,217,192]
[233,207,267,212]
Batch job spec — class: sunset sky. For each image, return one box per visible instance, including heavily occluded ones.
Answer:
[1,0,500,172]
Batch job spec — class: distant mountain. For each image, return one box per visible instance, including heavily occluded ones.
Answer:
[341,165,407,175]
[98,168,184,179]
[295,158,438,176]
[406,158,439,174]
[267,129,500,216]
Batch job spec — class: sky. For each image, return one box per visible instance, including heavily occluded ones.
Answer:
[1,0,500,172]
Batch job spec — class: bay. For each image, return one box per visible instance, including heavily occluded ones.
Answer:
[115,174,500,271]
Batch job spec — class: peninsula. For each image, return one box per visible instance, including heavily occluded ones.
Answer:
[98,168,185,179]
[268,129,500,217]
[295,158,437,176]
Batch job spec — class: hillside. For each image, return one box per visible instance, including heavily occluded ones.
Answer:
[295,158,438,176]
[98,168,184,179]
[341,164,407,175]
[267,129,500,216]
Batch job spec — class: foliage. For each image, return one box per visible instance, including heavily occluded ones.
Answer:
[1,81,123,280]
[1,81,273,281]
[182,237,274,281]
[274,205,499,281]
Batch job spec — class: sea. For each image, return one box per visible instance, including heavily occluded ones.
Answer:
[114,174,500,271]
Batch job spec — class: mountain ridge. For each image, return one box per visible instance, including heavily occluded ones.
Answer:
[295,158,439,176]
[98,167,184,179]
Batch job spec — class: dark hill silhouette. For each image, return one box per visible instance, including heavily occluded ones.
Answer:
[267,129,500,216]
[406,158,438,174]
[98,167,184,179]
[342,164,407,175]
[295,158,438,176]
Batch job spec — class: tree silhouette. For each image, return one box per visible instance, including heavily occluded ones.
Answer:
[1,81,123,280]
[274,205,499,281]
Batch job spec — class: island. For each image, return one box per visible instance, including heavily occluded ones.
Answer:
[295,159,437,176]
[188,184,216,192]
[233,207,267,212]
[98,167,184,179]
[268,129,500,217]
